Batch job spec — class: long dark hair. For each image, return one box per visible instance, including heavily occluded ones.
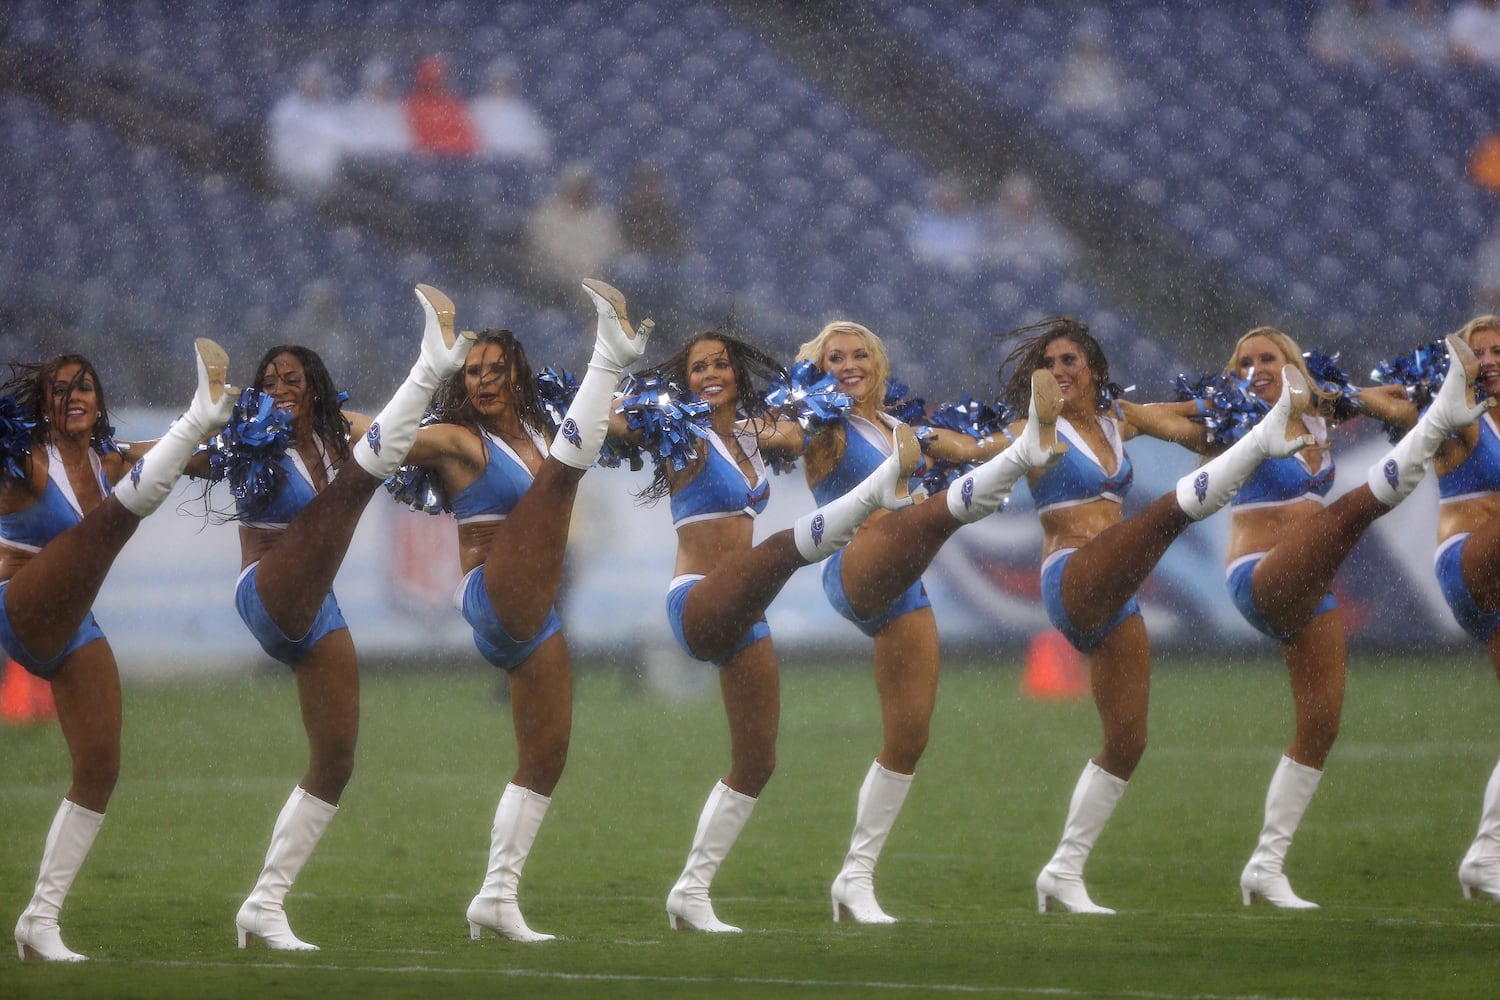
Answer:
[636,329,787,504]
[430,329,549,436]
[996,316,1113,414]
[253,344,352,462]
[2,353,114,453]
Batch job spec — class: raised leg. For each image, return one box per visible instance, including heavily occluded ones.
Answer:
[947,369,1064,524]
[793,422,923,562]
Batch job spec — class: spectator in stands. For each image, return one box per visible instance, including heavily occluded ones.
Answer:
[227,291,472,951]
[470,57,552,164]
[1450,0,1500,69]
[1049,17,1126,118]
[268,59,345,198]
[8,343,234,962]
[990,318,1314,915]
[525,163,622,300]
[341,57,411,159]
[406,55,478,159]
[399,282,649,941]
[908,175,987,272]
[987,171,1075,268]
[1309,0,1397,70]
[621,163,688,258]
[1126,329,1485,909]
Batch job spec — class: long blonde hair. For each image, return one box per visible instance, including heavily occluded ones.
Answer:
[795,320,891,406]
[1223,326,1342,414]
[1453,315,1500,345]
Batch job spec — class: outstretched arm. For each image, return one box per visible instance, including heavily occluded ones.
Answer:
[1118,400,1211,453]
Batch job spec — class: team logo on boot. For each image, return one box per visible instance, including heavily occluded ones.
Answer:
[1193,470,1209,504]
[129,458,144,487]
[561,417,581,448]
[1383,458,1399,490]
[366,421,382,455]
[960,476,975,510]
[810,512,825,547]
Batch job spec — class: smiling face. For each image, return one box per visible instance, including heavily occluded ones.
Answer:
[1470,325,1500,399]
[46,362,100,441]
[261,352,315,425]
[821,331,880,405]
[1039,336,1098,410]
[686,338,738,412]
[1233,334,1290,404]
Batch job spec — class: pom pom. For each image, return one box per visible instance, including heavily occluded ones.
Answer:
[915,395,1017,493]
[0,396,36,484]
[613,374,709,472]
[203,388,293,519]
[1174,372,1266,446]
[383,406,450,513]
[1369,339,1464,442]
[1301,349,1361,422]
[884,376,926,425]
[762,360,851,431]
[534,367,580,435]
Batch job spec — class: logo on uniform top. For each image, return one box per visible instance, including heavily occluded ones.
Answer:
[1193,470,1209,504]
[1383,458,1399,490]
[960,477,975,509]
[561,417,581,448]
[810,512,825,547]
[367,421,382,455]
[130,458,144,487]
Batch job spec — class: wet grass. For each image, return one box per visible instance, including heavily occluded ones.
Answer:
[2,654,1497,998]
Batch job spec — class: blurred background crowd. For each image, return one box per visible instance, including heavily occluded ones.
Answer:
[4,0,1500,413]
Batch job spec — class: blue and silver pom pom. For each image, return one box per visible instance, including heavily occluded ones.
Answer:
[762,360,851,431]
[1173,372,1266,446]
[613,374,710,472]
[884,376,927,426]
[204,388,293,517]
[0,396,36,484]
[535,367,580,436]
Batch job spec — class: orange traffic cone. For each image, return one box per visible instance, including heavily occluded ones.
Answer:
[1,658,56,724]
[1020,629,1089,702]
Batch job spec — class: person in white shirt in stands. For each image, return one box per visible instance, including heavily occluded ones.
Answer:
[470,57,552,165]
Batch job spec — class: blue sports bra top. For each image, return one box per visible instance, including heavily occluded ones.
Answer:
[1231,416,1333,509]
[1027,415,1133,512]
[239,440,332,529]
[671,427,769,527]
[1439,412,1500,503]
[809,414,920,507]
[449,427,546,525]
[0,444,108,553]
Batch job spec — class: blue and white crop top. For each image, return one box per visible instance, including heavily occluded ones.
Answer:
[1231,416,1333,510]
[671,427,769,527]
[809,414,920,507]
[238,441,332,530]
[0,444,108,553]
[1028,416,1133,513]
[449,427,546,526]
[1438,412,1500,504]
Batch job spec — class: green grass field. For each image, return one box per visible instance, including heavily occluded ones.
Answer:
[3,655,1497,999]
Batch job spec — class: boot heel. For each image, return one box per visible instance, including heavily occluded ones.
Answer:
[468,920,483,940]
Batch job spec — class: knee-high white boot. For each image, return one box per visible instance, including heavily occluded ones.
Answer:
[1175,366,1313,521]
[14,798,104,961]
[351,285,474,480]
[947,370,1064,524]
[666,781,757,933]
[551,279,651,470]
[831,761,913,924]
[466,783,555,942]
[1459,757,1500,900]
[794,422,923,562]
[113,338,234,517]
[1369,334,1492,507]
[236,786,338,950]
[1240,755,1322,909]
[1036,760,1127,914]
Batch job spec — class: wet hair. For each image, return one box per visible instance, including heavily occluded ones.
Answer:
[431,329,549,437]
[635,329,787,505]
[1,353,114,455]
[996,316,1112,414]
[253,345,352,462]
[794,320,891,404]
[1454,315,1500,346]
